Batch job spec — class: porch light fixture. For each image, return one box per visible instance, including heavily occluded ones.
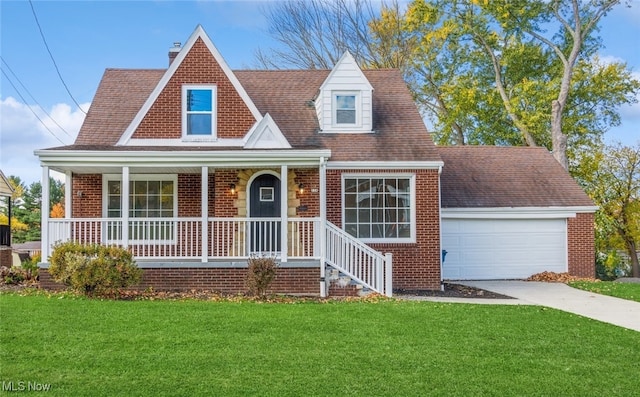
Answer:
[298,183,305,194]
[229,183,236,195]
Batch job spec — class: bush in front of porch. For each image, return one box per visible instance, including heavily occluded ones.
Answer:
[48,242,141,297]
[246,255,278,298]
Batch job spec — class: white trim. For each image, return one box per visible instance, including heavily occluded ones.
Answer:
[341,173,416,243]
[327,161,444,170]
[117,25,261,146]
[319,157,327,298]
[201,166,208,263]
[319,51,373,92]
[41,166,50,259]
[280,165,288,263]
[246,170,281,219]
[36,149,332,169]
[65,171,72,220]
[126,138,245,147]
[102,173,178,218]
[332,91,361,128]
[259,187,274,202]
[182,85,217,140]
[243,113,292,149]
[441,206,598,219]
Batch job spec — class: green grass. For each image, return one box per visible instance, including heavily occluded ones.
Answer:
[1,292,639,396]
[568,280,640,302]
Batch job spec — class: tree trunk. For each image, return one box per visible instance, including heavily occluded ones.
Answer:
[627,239,639,278]
[551,100,569,170]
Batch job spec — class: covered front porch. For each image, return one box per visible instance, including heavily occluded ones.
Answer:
[36,149,392,296]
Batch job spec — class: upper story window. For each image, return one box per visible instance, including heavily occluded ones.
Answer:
[333,91,360,127]
[182,85,216,139]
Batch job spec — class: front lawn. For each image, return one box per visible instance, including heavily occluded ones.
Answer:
[568,280,640,302]
[1,292,639,396]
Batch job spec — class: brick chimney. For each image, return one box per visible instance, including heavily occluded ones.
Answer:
[168,42,181,65]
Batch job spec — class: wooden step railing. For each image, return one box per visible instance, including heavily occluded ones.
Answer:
[324,221,392,296]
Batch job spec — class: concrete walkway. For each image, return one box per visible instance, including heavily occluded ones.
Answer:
[457,280,640,332]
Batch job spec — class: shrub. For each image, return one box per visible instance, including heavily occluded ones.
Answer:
[20,252,40,281]
[246,255,278,298]
[595,250,631,281]
[1,266,25,284]
[48,242,142,297]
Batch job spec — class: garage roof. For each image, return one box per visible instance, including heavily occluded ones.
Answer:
[438,146,594,208]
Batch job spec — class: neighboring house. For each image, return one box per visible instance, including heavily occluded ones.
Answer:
[35,26,596,296]
[0,170,14,266]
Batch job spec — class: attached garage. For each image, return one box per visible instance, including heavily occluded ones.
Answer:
[437,146,597,281]
[441,217,567,280]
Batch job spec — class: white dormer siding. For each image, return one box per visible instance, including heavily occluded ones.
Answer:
[316,52,373,133]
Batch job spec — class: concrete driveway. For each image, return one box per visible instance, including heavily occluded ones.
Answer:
[458,280,640,332]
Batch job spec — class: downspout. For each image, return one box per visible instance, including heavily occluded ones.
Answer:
[438,164,444,292]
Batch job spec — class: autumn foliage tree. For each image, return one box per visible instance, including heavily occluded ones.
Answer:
[581,142,640,277]
[50,202,65,218]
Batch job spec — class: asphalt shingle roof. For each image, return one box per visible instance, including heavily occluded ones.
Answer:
[438,146,594,208]
[72,68,441,162]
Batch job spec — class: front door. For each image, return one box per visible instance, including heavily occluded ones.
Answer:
[249,174,281,254]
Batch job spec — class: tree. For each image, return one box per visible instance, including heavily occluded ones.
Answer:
[581,142,640,277]
[255,0,413,72]
[6,176,65,243]
[404,0,639,170]
[50,202,65,218]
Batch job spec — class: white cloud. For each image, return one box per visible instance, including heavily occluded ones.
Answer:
[0,97,89,185]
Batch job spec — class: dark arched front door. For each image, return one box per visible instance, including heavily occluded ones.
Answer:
[249,174,281,253]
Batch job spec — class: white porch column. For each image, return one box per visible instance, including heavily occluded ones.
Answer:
[121,167,129,248]
[41,166,50,259]
[280,165,288,263]
[65,171,72,219]
[319,157,327,297]
[201,166,208,262]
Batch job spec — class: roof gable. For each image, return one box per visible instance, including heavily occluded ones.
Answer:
[244,114,291,149]
[315,52,374,133]
[319,52,373,92]
[117,25,262,146]
[0,170,14,197]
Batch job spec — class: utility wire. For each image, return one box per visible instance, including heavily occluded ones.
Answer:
[1,68,67,146]
[28,0,86,114]
[1,56,74,139]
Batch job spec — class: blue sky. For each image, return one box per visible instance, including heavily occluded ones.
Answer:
[1,0,639,184]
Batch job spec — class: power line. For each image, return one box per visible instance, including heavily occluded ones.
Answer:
[28,0,86,114]
[1,56,74,139]
[1,68,67,146]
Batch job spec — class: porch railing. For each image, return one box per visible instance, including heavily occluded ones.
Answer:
[325,221,392,296]
[46,217,321,261]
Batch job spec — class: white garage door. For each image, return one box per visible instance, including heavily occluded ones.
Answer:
[442,218,567,280]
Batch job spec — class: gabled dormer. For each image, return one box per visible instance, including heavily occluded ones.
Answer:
[315,52,373,133]
[117,25,263,146]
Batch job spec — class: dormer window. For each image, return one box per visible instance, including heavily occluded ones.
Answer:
[334,92,358,125]
[182,85,216,139]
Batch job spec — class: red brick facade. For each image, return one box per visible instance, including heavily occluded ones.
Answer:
[567,212,595,278]
[326,169,442,291]
[0,247,12,267]
[39,267,319,294]
[132,38,256,140]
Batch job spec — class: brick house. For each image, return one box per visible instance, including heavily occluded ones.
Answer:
[35,26,596,296]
